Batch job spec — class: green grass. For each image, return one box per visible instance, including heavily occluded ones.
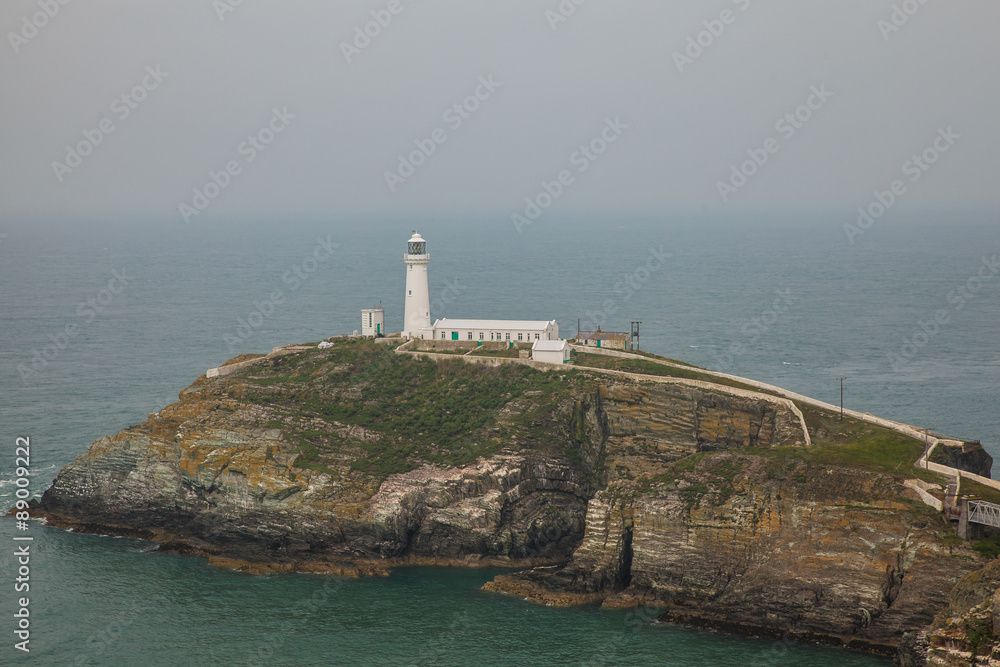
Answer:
[788,404,938,480]
[639,399,947,509]
[468,343,532,358]
[471,348,523,358]
[634,452,747,507]
[223,338,970,499]
[960,478,1000,506]
[568,349,954,488]
[572,352,783,397]
[412,347,471,355]
[679,482,709,508]
[628,349,703,368]
[970,535,1000,560]
[229,339,589,480]
[220,352,265,367]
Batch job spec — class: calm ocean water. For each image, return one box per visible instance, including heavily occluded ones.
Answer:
[2,216,997,665]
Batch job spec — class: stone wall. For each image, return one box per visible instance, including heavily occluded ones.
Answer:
[412,339,477,353]
[569,345,1000,494]
[205,345,312,378]
[575,338,629,350]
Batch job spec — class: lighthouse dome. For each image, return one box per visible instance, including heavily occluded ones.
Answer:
[406,231,427,257]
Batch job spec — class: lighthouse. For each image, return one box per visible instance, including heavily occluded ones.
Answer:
[402,231,431,338]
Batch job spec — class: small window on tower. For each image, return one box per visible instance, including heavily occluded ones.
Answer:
[409,290,412,295]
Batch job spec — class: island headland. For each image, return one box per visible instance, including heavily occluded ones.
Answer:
[31,338,1000,665]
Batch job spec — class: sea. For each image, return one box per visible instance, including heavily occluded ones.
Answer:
[1,214,998,665]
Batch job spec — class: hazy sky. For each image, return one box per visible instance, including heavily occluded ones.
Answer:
[2,1,998,227]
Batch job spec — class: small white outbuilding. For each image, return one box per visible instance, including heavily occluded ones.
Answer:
[531,339,571,364]
[362,306,385,337]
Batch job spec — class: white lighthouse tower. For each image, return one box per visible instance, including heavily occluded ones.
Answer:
[402,231,431,338]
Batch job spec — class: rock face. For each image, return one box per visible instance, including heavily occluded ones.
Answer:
[933,440,994,478]
[894,558,1000,666]
[487,461,980,656]
[33,342,995,659]
[598,382,805,456]
[39,347,803,572]
[40,429,590,571]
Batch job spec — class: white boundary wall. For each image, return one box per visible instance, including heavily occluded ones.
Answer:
[571,345,1000,492]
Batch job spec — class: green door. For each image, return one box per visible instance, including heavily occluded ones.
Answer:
[451,332,459,341]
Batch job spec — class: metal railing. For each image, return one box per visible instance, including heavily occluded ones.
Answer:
[968,500,1000,528]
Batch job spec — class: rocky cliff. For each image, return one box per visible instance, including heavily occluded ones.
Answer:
[895,556,1000,665]
[33,340,998,661]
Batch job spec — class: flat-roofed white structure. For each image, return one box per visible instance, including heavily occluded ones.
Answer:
[532,339,570,364]
[422,318,559,343]
[362,305,384,337]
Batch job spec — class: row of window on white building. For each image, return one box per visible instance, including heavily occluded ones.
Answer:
[440,331,543,341]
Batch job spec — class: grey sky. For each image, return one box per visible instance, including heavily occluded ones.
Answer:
[2,1,998,227]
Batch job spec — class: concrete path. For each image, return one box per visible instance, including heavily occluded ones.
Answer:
[568,345,1000,492]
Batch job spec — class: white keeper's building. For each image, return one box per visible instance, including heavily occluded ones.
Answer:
[422,318,559,343]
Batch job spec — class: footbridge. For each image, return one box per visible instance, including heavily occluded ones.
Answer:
[968,500,1000,528]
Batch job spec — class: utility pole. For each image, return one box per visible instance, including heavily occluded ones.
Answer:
[925,427,931,469]
[837,377,845,420]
